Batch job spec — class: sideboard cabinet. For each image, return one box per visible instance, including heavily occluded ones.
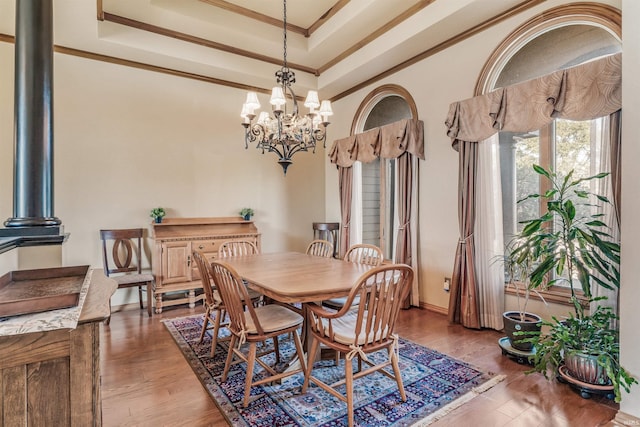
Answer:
[151,217,260,313]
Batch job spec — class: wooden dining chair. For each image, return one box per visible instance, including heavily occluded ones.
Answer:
[218,240,259,258]
[322,243,384,310]
[100,228,154,322]
[192,250,263,357]
[302,264,414,427]
[210,260,307,408]
[306,239,334,258]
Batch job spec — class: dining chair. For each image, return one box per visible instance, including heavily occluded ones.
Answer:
[302,264,414,427]
[322,243,384,310]
[100,228,154,323]
[218,240,259,258]
[192,250,263,357]
[306,239,334,258]
[210,260,307,408]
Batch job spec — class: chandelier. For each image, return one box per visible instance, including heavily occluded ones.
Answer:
[240,0,333,175]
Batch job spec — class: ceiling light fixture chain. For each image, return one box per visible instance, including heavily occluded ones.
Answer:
[240,0,332,175]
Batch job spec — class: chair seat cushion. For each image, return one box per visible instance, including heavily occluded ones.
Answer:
[245,304,303,334]
[322,295,360,310]
[323,311,388,346]
[112,273,154,286]
[213,288,262,305]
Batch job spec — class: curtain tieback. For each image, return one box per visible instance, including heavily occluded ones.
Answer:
[458,234,474,244]
[398,221,410,231]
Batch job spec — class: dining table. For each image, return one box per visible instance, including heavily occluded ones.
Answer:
[221,251,374,304]
[221,251,375,357]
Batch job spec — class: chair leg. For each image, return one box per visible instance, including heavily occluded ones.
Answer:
[291,330,307,373]
[105,297,112,325]
[302,336,320,393]
[146,281,153,317]
[345,356,355,427]
[222,335,237,382]
[138,285,144,309]
[273,335,280,364]
[211,308,223,357]
[198,307,211,344]
[389,347,407,402]
[244,342,257,408]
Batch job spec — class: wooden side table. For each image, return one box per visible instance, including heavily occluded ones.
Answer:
[312,222,339,258]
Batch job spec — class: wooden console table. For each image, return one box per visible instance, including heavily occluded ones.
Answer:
[0,268,116,426]
[151,217,260,313]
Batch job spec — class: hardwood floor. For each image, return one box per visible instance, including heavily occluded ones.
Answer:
[101,306,618,427]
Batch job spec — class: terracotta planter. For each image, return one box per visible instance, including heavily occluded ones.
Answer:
[502,311,542,351]
[564,352,611,386]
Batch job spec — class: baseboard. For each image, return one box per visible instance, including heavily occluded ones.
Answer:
[608,410,640,426]
[419,302,448,316]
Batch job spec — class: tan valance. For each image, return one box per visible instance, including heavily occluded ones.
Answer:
[329,119,425,167]
[445,53,621,148]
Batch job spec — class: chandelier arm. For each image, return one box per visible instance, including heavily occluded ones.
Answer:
[239,0,328,176]
[265,141,285,159]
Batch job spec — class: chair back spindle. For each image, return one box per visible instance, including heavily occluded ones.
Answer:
[218,240,259,258]
[306,239,334,258]
[343,243,384,267]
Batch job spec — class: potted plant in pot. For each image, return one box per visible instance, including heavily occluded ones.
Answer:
[239,208,254,221]
[501,237,544,353]
[514,165,636,402]
[150,207,166,223]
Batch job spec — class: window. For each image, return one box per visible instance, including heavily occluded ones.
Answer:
[361,157,396,257]
[477,4,621,293]
[351,86,416,259]
[503,118,601,239]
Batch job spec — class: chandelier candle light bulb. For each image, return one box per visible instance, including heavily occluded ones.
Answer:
[240,0,332,175]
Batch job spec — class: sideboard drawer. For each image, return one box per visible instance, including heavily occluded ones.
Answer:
[192,239,220,253]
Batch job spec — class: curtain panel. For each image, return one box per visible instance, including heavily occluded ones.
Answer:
[445,53,621,147]
[444,53,621,329]
[330,118,425,307]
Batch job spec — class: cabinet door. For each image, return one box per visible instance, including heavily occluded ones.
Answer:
[161,241,192,284]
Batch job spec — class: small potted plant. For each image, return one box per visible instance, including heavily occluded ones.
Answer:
[150,207,166,223]
[501,237,544,352]
[239,208,254,221]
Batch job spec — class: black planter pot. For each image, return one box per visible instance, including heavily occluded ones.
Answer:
[503,311,542,351]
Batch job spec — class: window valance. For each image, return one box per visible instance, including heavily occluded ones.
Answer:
[445,53,621,149]
[329,118,425,167]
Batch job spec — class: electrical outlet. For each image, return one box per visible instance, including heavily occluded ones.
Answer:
[443,277,451,292]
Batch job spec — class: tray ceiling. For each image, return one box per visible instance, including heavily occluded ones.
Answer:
[0,0,544,99]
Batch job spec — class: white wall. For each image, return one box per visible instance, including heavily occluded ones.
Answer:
[0,43,326,305]
[619,0,640,418]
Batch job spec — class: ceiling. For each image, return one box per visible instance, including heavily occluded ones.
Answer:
[0,0,544,99]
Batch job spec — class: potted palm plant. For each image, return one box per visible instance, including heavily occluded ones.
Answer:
[501,237,543,352]
[514,165,636,402]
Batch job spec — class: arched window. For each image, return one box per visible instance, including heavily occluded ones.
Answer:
[478,3,621,292]
[351,85,417,259]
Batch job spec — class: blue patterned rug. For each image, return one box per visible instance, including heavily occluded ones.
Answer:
[163,314,504,426]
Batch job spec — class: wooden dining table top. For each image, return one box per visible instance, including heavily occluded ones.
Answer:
[221,252,374,303]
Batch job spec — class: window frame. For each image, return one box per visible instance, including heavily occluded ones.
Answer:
[351,85,417,260]
[475,3,621,304]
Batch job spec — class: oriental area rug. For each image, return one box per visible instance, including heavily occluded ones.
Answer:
[163,314,504,426]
